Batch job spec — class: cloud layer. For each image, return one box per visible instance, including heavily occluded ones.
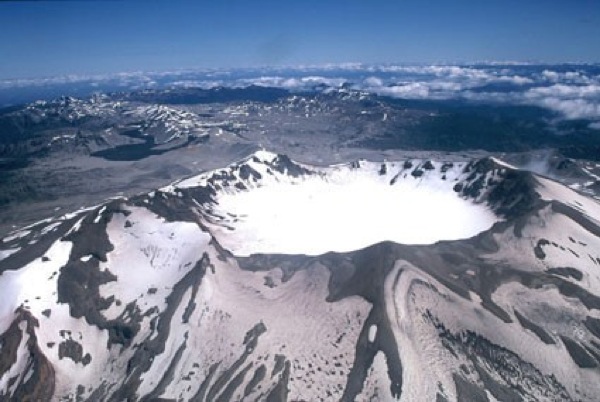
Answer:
[1,63,599,127]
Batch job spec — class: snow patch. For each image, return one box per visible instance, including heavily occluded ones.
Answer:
[207,161,499,256]
[99,206,210,320]
[368,324,377,343]
[80,255,92,262]
[0,240,72,334]
[0,248,19,261]
[2,230,31,243]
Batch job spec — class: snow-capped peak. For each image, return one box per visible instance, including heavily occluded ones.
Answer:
[2,150,600,401]
[170,152,516,256]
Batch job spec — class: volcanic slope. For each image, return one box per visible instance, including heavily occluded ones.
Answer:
[1,151,600,401]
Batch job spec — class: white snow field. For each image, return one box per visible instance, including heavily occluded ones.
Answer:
[3,150,600,401]
[199,152,500,256]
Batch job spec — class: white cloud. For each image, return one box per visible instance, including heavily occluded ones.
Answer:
[238,75,346,90]
[300,76,346,87]
[535,98,600,120]
[496,75,534,85]
[377,83,431,99]
[364,76,383,87]
[541,69,595,85]
[542,70,560,82]
[519,84,600,121]
[170,80,223,89]
[526,84,600,98]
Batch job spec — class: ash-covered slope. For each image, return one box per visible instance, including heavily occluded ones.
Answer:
[1,151,600,401]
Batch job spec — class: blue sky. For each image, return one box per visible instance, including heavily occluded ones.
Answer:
[1,0,599,80]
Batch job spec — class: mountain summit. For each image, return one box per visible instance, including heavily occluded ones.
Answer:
[1,151,600,401]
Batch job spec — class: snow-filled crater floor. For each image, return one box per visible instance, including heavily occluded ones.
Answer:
[198,155,500,256]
